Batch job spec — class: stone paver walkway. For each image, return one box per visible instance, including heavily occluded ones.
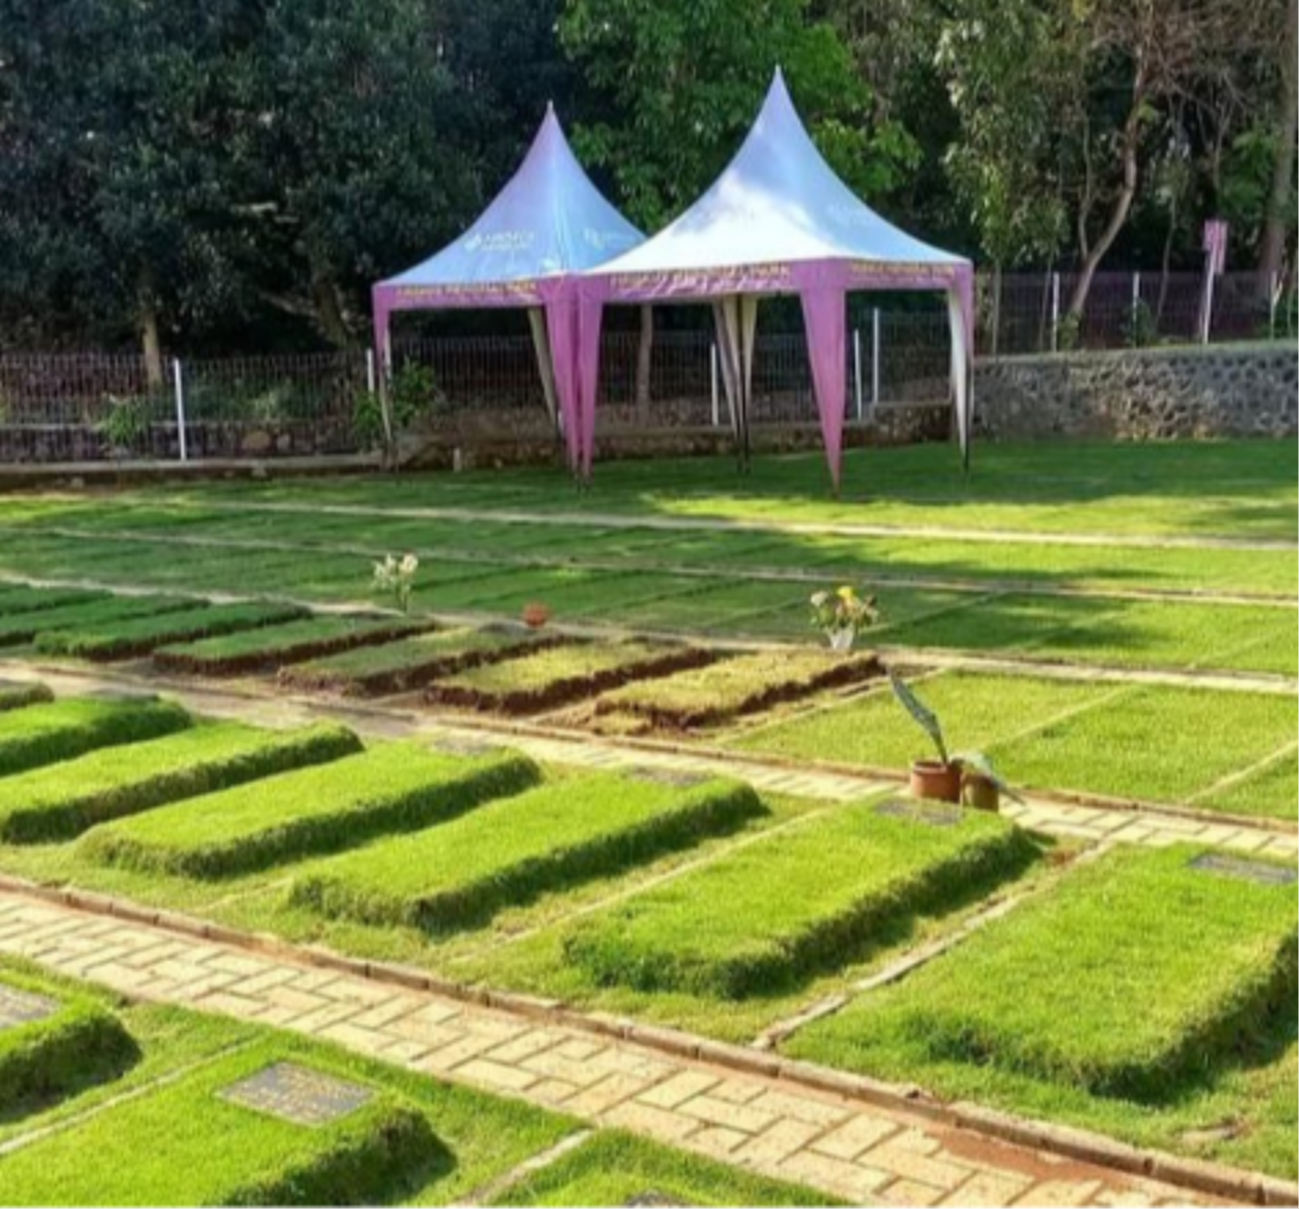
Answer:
[0,888,1227,1208]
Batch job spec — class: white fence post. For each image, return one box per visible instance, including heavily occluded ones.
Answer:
[365,348,376,395]
[1269,272,1280,338]
[1050,272,1060,352]
[172,357,188,463]
[852,328,863,421]
[870,309,881,411]
[1131,271,1141,332]
[709,343,720,427]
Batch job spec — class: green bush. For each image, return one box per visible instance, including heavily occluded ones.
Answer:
[0,971,138,1116]
[0,695,192,777]
[291,772,765,933]
[82,741,541,878]
[36,600,309,661]
[565,800,1036,998]
[0,721,360,843]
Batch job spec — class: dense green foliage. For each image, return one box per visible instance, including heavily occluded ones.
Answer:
[0,594,204,647]
[83,741,541,877]
[0,680,52,711]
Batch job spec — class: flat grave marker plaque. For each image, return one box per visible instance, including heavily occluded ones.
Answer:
[874,798,964,828]
[0,983,59,1032]
[1189,851,1297,886]
[218,1061,374,1126]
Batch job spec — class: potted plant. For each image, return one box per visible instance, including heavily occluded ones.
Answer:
[809,586,879,652]
[521,601,550,629]
[887,672,1020,809]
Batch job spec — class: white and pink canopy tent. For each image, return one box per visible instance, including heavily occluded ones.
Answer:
[573,70,975,489]
[371,105,643,470]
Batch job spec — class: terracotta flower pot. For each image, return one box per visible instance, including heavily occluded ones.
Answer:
[909,759,962,803]
[521,602,550,629]
[961,772,1000,813]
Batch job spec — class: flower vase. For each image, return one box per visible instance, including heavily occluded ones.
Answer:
[827,628,855,652]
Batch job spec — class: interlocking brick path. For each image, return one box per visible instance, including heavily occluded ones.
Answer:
[0,888,1232,1208]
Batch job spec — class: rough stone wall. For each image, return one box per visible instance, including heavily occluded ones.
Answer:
[974,342,1297,440]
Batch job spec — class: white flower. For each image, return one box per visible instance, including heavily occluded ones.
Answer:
[399,554,419,576]
[810,591,829,608]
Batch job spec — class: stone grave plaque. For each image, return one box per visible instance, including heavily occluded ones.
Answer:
[624,1193,688,1208]
[874,798,964,828]
[629,767,707,788]
[218,1062,374,1126]
[0,983,59,1032]
[1188,852,1297,886]
[431,735,500,758]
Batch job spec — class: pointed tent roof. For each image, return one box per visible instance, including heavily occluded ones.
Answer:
[591,70,966,285]
[378,105,643,302]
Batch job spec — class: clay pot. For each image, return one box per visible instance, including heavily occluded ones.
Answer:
[961,772,1000,813]
[521,602,550,629]
[909,759,962,803]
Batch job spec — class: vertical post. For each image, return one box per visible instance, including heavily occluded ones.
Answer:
[1050,272,1061,352]
[709,342,720,427]
[172,357,188,463]
[365,348,376,395]
[852,327,863,421]
[1200,271,1216,345]
[1131,271,1141,332]
[1269,272,1279,338]
[870,309,881,411]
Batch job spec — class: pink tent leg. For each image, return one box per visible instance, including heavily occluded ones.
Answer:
[543,291,582,474]
[800,285,848,493]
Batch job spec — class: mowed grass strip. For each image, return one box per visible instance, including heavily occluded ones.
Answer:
[35,599,309,660]
[280,627,547,696]
[0,969,138,1116]
[152,613,430,676]
[597,649,883,730]
[0,584,109,616]
[0,695,192,778]
[565,800,1036,999]
[0,680,53,711]
[0,592,205,647]
[82,741,541,878]
[426,640,713,714]
[0,1040,442,1205]
[0,721,361,843]
[790,845,1299,1100]
[290,771,765,933]
[488,1129,840,1207]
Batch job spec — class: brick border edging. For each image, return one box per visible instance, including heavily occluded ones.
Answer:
[1,871,1293,1208]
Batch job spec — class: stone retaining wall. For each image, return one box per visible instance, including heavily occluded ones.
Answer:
[974,342,1297,440]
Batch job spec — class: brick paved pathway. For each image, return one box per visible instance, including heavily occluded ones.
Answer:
[0,888,1229,1207]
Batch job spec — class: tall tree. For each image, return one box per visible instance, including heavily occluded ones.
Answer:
[1258,0,1298,294]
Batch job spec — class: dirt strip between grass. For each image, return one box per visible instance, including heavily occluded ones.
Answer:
[0,884,1283,1208]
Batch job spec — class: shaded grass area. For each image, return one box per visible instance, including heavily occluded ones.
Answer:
[596,649,881,731]
[787,845,1299,1178]
[35,599,309,661]
[566,800,1037,998]
[290,772,764,933]
[153,613,429,676]
[426,641,712,714]
[0,592,204,647]
[83,741,541,878]
[0,966,138,1117]
[281,627,545,697]
[0,680,53,711]
[0,694,192,778]
[0,720,360,843]
[488,1129,841,1207]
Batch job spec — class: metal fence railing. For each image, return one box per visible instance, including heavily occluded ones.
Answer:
[0,270,1292,464]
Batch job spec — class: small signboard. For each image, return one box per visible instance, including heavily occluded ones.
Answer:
[0,984,59,1032]
[874,798,964,828]
[1189,852,1296,887]
[218,1062,374,1126]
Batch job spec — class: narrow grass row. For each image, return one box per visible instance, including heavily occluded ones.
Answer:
[0,592,204,647]
[0,680,53,711]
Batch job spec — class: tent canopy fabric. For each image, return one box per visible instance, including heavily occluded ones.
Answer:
[371,105,642,468]
[572,70,974,488]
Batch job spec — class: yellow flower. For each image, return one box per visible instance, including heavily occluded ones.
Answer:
[836,586,856,601]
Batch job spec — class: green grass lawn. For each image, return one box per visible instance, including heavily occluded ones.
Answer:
[565,798,1036,998]
[0,584,110,616]
[0,592,205,647]
[82,741,541,878]
[290,771,764,933]
[786,844,1298,1178]
[0,720,359,842]
[153,613,429,675]
[0,694,193,777]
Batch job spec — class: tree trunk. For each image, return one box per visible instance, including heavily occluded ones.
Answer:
[1258,0,1298,298]
[1066,83,1145,320]
[139,301,164,390]
[634,305,653,416]
[313,274,356,349]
